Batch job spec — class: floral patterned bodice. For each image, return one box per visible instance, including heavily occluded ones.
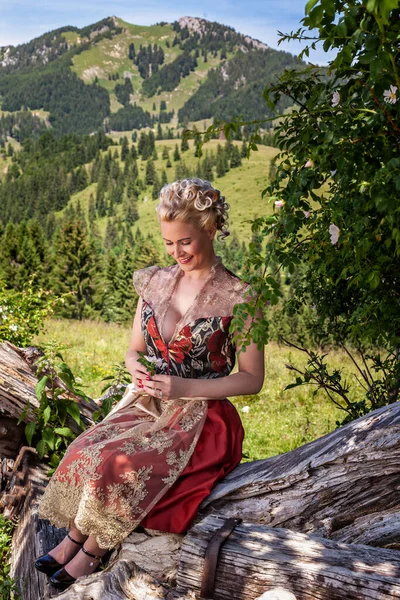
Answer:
[133,259,250,379]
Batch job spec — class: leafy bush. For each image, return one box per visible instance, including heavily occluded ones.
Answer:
[0,280,61,346]
[17,341,89,474]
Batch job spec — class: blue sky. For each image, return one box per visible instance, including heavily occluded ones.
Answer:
[0,0,335,65]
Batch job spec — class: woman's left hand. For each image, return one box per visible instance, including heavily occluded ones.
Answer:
[140,374,191,401]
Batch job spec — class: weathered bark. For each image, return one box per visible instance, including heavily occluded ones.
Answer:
[177,514,400,599]
[7,451,67,600]
[0,341,99,431]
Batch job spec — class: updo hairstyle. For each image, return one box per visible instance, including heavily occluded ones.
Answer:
[156,178,230,240]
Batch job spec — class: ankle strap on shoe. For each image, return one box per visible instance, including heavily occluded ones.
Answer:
[67,533,84,546]
[81,546,102,561]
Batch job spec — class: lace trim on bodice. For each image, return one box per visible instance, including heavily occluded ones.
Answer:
[133,257,250,347]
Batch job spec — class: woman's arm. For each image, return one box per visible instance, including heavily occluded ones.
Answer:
[125,297,151,386]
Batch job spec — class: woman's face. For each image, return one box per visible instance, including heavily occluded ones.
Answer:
[159,219,216,271]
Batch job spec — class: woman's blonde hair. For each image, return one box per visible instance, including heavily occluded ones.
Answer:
[156,178,230,240]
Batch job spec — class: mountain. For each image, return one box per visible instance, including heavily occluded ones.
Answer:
[0,16,301,140]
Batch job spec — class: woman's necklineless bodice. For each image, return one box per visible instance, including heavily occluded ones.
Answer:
[160,257,221,346]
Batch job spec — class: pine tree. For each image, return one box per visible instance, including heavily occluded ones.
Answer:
[104,218,119,250]
[173,144,180,161]
[123,199,139,225]
[132,229,160,270]
[230,145,242,168]
[120,136,129,161]
[145,160,156,185]
[100,251,122,323]
[152,175,160,200]
[51,218,98,320]
[162,146,169,160]
[116,243,137,322]
[216,153,226,178]
[181,136,189,152]
[202,157,213,181]
[0,222,19,287]
[160,169,168,187]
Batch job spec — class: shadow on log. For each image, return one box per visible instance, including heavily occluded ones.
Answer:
[178,514,400,599]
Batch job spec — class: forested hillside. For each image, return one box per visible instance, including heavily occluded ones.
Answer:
[0,15,303,140]
[0,15,290,325]
[0,127,276,324]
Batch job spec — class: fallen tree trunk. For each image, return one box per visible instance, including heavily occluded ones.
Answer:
[177,514,400,600]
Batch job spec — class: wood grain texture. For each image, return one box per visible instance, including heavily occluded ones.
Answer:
[177,514,400,600]
[9,456,68,600]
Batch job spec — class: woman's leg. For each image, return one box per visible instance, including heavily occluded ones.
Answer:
[61,535,110,579]
[48,518,88,563]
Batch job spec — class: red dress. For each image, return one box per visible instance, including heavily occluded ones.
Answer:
[37,260,247,548]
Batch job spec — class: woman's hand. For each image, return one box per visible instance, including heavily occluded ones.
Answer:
[140,374,191,401]
[129,358,151,391]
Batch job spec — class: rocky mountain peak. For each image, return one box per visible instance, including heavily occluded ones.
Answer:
[178,15,269,51]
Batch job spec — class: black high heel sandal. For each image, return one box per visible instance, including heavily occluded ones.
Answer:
[50,546,104,590]
[35,533,85,577]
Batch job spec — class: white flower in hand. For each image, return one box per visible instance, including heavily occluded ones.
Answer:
[331,91,340,107]
[241,405,250,413]
[329,223,340,245]
[145,356,164,368]
[383,85,398,105]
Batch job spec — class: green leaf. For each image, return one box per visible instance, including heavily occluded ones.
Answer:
[43,405,51,426]
[25,421,36,446]
[66,401,82,426]
[54,427,75,438]
[36,439,47,459]
[305,0,319,14]
[35,375,49,400]
[42,427,56,450]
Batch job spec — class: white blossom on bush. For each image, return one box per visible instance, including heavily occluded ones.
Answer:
[304,211,310,218]
[383,85,398,105]
[274,200,285,209]
[329,223,340,245]
[331,91,340,107]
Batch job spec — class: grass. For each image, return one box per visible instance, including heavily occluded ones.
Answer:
[32,318,350,462]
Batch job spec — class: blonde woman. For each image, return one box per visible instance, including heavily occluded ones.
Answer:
[35,178,264,590]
